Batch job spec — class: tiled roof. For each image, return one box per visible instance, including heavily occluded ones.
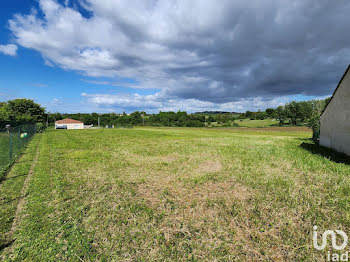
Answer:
[55,118,84,124]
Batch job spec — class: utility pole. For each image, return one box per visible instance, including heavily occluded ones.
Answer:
[98,116,100,127]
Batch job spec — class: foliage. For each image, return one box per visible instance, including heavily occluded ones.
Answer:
[36,122,47,133]
[276,106,287,125]
[0,99,47,127]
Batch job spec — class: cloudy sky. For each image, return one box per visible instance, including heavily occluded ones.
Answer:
[0,0,349,113]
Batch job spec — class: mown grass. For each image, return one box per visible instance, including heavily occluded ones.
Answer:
[1,127,350,261]
[0,135,41,248]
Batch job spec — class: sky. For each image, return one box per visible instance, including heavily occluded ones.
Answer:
[0,0,350,113]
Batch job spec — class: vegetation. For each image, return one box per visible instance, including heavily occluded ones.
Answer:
[1,127,349,260]
[0,99,47,128]
[0,135,40,247]
[0,97,331,130]
[235,119,280,128]
[46,98,330,130]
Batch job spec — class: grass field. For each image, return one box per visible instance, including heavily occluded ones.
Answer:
[1,127,350,261]
[236,119,280,128]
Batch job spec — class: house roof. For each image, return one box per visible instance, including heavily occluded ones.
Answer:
[321,65,350,117]
[55,118,84,124]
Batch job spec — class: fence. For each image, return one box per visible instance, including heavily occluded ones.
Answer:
[0,124,36,177]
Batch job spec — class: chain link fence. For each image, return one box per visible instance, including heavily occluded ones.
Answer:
[0,124,36,177]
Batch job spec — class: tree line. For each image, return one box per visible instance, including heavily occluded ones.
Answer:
[239,98,331,126]
[0,97,331,134]
[49,111,208,127]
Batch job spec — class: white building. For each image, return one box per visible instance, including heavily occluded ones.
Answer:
[320,65,350,156]
[55,118,84,129]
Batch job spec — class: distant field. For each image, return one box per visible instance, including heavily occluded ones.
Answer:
[1,127,350,261]
[236,118,280,127]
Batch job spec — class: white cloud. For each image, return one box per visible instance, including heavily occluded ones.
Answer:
[8,0,350,112]
[0,44,18,56]
[80,78,141,88]
[81,92,288,113]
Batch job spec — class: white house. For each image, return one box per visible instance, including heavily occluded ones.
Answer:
[320,65,350,156]
[55,118,84,129]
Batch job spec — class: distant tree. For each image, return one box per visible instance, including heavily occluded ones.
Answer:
[285,101,300,125]
[265,108,276,118]
[130,111,143,124]
[255,110,267,120]
[298,101,313,123]
[276,106,287,125]
[244,111,254,119]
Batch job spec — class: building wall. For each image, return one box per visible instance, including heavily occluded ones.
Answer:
[320,70,350,156]
[55,123,84,129]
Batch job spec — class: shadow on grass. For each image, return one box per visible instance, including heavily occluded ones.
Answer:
[300,142,350,165]
[296,138,313,142]
[0,194,28,206]
[0,173,26,183]
[0,239,15,252]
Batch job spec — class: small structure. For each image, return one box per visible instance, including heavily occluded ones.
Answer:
[55,118,84,130]
[320,65,350,156]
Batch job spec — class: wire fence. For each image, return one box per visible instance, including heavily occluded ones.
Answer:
[0,124,36,177]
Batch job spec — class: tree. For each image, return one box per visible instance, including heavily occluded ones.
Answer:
[244,111,254,119]
[307,113,321,142]
[0,99,46,124]
[307,99,330,142]
[255,110,267,120]
[265,108,276,118]
[276,106,287,125]
[285,101,300,125]
[298,101,313,123]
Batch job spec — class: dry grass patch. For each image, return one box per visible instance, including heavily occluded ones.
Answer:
[197,159,222,173]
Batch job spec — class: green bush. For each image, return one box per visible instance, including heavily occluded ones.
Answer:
[36,122,47,133]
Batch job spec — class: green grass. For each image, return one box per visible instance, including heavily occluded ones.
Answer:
[0,135,40,247]
[1,127,350,261]
[236,118,280,128]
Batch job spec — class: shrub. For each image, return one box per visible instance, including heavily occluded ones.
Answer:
[36,122,47,133]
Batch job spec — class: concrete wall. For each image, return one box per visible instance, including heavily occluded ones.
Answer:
[55,123,84,129]
[320,70,350,156]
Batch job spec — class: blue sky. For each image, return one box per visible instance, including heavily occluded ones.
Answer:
[0,0,349,113]
[0,0,160,113]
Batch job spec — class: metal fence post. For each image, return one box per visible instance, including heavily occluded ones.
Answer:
[18,127,21,151]
[9,131,13,162]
